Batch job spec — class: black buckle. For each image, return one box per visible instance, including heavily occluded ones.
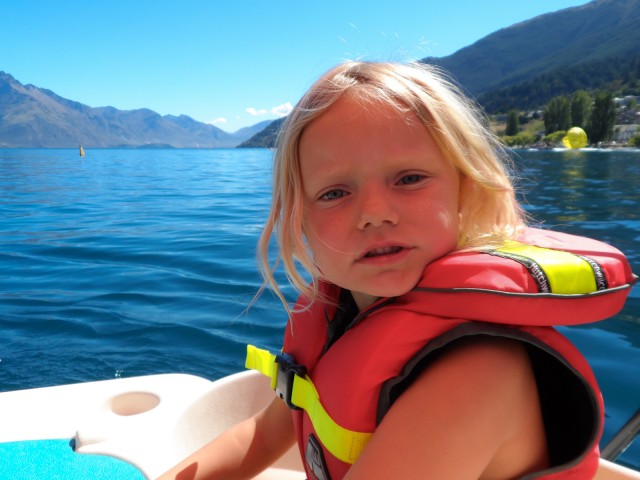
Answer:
[275,352,306,410]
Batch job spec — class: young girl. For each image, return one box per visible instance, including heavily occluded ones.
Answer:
[159,62,635,479]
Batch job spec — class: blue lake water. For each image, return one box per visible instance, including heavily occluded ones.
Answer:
[1,147,639,468]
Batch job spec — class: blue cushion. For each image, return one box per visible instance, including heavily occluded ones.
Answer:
[0,439,145,479]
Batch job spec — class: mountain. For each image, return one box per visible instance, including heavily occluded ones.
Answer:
[237,117,286,148]
[478,53,640,113]
[421,0,640,98]
[232,120,274,141]
[0,72,260,148]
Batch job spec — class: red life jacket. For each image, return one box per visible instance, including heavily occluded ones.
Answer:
[275,228,636,479]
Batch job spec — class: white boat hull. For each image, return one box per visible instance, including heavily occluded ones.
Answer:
[0,370,637,479]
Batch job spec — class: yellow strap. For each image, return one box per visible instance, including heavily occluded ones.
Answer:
[496,241,598,294]
[246,345,372,464]
[245,344,278,389]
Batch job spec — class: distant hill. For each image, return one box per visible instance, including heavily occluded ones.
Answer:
[232,120,274,142]
[237,117,285,148]
[422,0,640,99]
[0,72,261,148]
[478,53,640,113]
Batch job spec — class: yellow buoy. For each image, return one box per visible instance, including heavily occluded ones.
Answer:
[562,127,588,149]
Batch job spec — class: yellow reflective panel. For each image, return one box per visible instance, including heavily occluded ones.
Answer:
[497,242,598,294]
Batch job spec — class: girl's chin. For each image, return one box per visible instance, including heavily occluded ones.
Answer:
[351,282,417,309]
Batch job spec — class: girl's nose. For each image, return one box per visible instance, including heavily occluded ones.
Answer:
[356,188,399,230]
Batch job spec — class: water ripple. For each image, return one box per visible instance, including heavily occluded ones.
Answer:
[1,148,638,467]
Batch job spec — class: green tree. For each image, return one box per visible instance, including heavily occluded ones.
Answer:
[544,130,567,146]
[503,133,537,147]
[571,91,592,129]
[588,92,616,144]
[506,110,520,136]
[544,96,571,134]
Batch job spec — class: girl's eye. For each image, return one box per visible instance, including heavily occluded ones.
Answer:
[320,189,348,201]
[398,174,425,185]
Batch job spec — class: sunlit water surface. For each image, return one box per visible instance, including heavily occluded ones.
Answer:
[0,147,638,467]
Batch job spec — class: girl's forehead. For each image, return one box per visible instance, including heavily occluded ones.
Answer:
[324,93,410,120]
[298,100,451,175]
[302,96,418,143]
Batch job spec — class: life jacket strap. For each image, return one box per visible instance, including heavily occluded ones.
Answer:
[246,345,372,464]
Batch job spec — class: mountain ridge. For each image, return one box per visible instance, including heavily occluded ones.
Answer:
[421,0,640,97]
[0,71,264,148]
[478,52,640,113]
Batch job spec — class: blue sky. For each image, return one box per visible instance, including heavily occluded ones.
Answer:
[1,0,590,133]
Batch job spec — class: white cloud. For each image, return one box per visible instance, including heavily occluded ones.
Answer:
[246,107,268,116]
[208,117,228,125]
[271,102,293,117]
[246,103,293,118]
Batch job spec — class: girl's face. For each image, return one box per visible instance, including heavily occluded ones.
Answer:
[299,97,461,310]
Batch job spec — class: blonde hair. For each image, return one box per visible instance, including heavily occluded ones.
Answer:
[258,61,525,312]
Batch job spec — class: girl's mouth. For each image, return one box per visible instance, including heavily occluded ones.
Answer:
[364,246,403,258]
